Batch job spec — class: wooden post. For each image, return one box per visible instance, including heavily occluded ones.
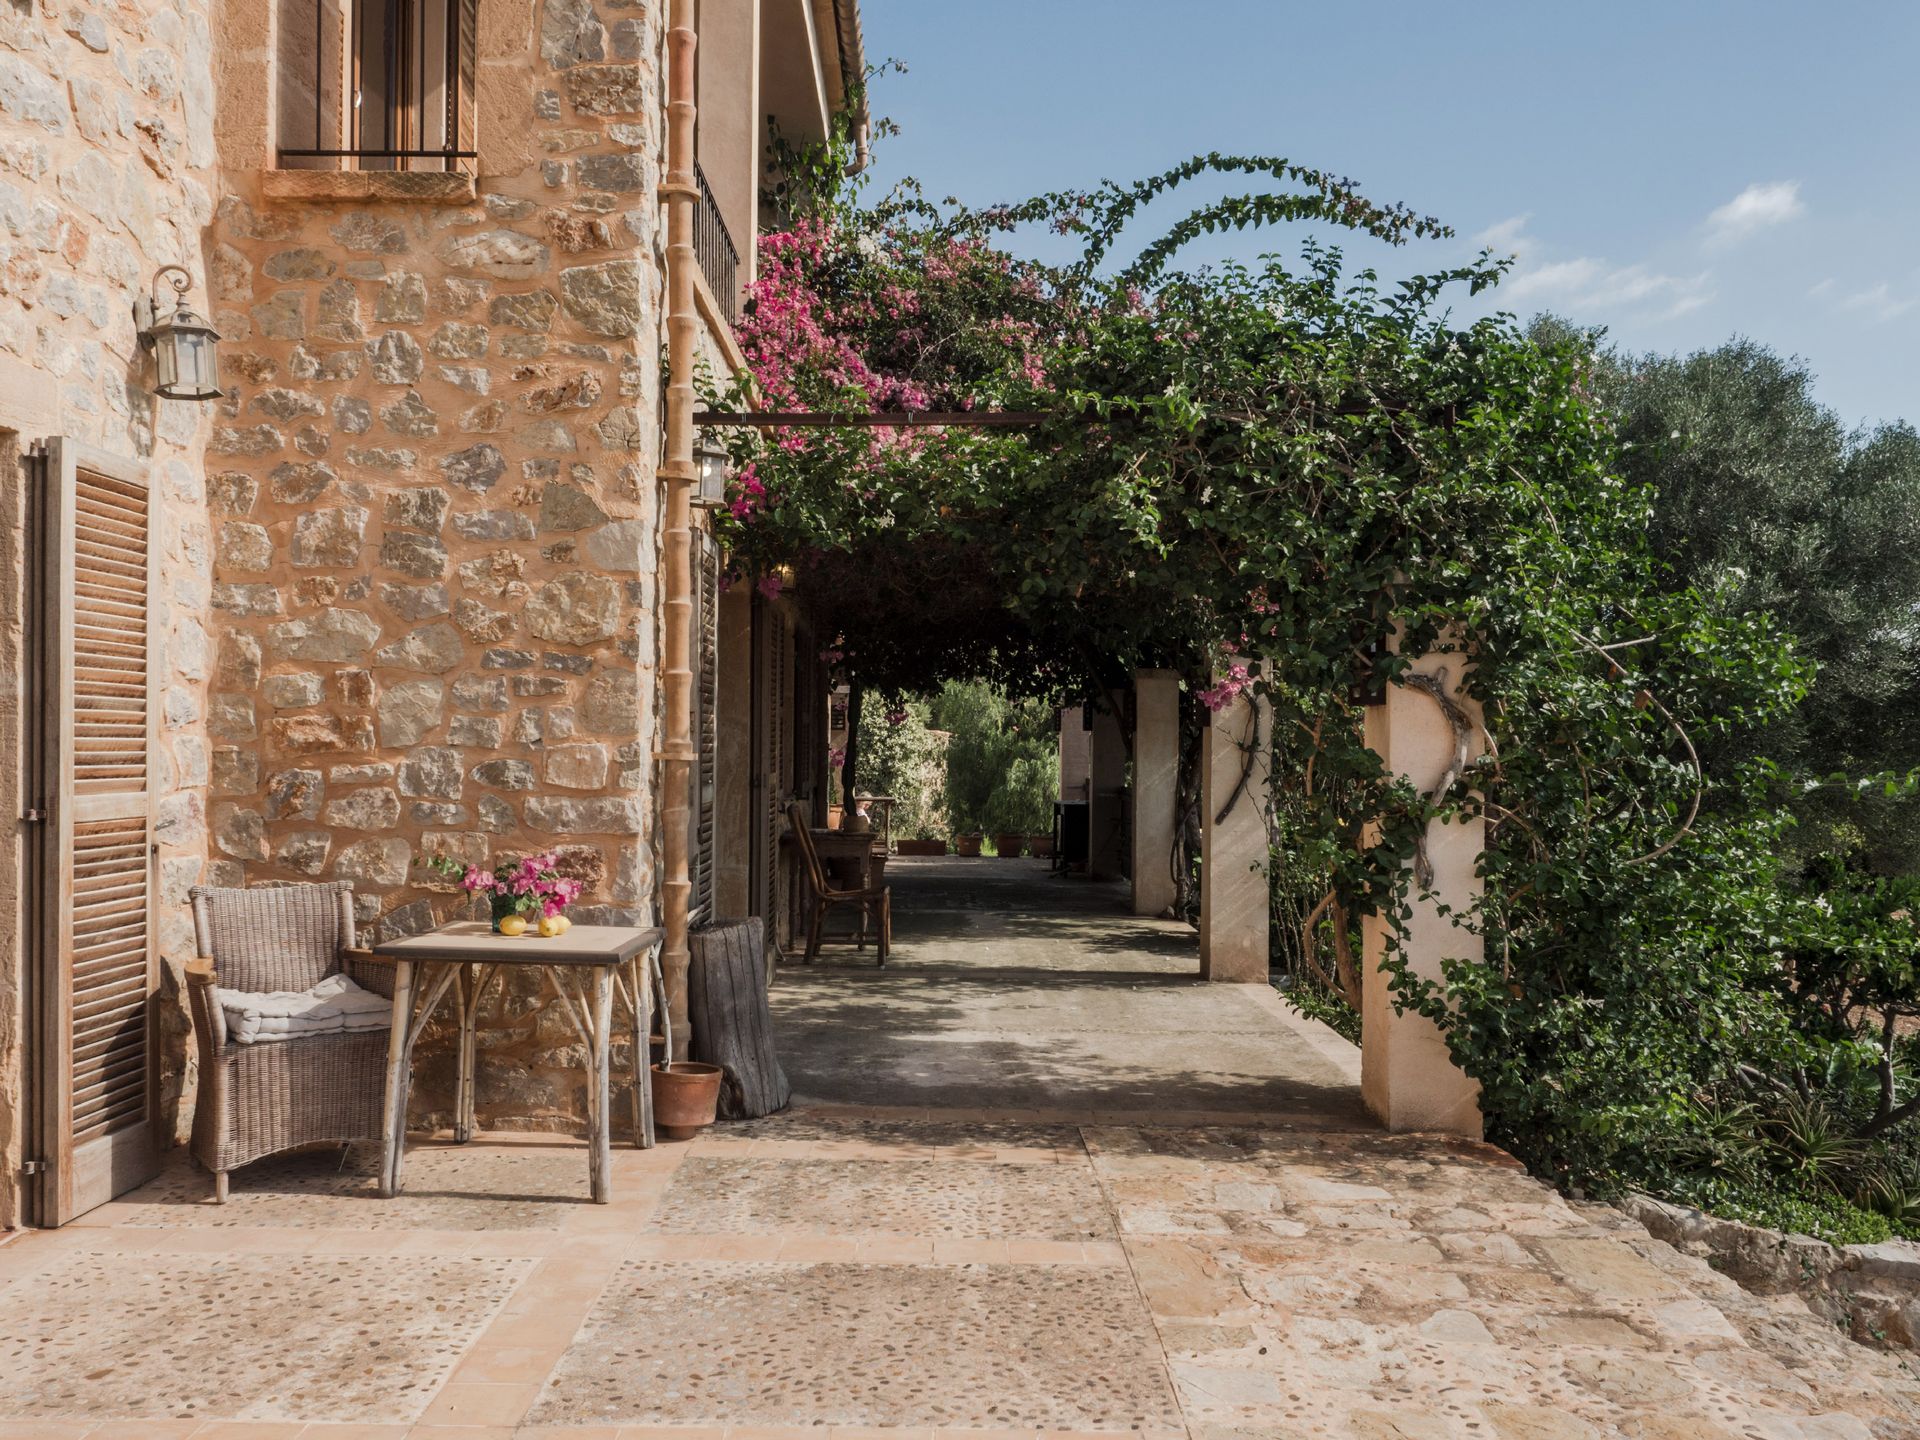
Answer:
[379,958,417,1197]
[587,965,614,1202]
[453,963,477,1144]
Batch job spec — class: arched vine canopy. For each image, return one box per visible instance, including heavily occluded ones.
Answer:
[709,114,1824,1187]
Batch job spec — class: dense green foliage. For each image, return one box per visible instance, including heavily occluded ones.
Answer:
[850,698,947,841]
[718,103,1917,1242]
[1533,321,1920,874]
[928,681,1057,837]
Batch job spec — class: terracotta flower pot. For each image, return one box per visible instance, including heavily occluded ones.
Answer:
[1027,834,1055,858]
[651,1061,723,1140]
[953,834,983,857]
[895,838,948,856]
[992,834,1026,858]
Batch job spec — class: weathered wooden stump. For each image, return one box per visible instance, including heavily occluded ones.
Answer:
[688,918,791,1120]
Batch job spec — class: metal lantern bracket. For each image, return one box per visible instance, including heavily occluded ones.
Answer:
[134,264,223,402]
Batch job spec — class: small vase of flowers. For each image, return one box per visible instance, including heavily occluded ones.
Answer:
[423,851,583,937]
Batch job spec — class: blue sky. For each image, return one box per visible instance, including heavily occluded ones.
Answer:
[860,1,1918,429]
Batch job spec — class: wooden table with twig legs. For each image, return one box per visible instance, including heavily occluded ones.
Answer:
[371,921,666,1203]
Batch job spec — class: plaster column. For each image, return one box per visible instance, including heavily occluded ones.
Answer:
[1087,707,1128,879]
[1199,684,1270,981]
[1360,652,1485,1138]
[1131,670,1180,916]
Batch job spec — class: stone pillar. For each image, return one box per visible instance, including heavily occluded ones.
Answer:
[1057,705,1090,805]
[1360,652,1484,1138]
[1199,683,1270,981]
[1087,706,1127,880]
[1131,670,1179,916]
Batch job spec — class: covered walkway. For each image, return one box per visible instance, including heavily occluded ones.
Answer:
[0,859,1914,1436]
[772,856,1368,1125]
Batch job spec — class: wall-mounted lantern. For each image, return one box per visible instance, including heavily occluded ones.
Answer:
[133,264,222,401]
[692,431,730,509]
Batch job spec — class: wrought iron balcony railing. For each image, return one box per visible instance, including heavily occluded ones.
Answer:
[694,161,740,324]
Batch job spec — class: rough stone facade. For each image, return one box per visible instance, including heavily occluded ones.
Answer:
[203,0,669,1129]
[0,0,221,1223]
[0,0,759,1218]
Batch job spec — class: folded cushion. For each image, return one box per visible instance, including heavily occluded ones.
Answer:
[216,972,392,1045]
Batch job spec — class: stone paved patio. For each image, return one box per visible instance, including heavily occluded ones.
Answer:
[1,859,1915,1437]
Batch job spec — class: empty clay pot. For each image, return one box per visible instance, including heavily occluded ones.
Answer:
[651,1061,723,1140]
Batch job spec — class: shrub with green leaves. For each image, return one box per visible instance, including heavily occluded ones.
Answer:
[714,95,1915,1239]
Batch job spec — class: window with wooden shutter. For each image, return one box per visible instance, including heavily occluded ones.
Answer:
[25,440,160,1226]
[689,531,719,927]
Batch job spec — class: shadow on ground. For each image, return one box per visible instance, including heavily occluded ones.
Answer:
[771,856,1369,1123]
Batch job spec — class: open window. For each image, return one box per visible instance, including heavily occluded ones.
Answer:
[277,0,477,171]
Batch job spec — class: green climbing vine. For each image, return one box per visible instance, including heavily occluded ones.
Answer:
[706,103,1918,1228]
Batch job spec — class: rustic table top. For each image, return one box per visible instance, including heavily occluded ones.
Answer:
[372,920,665,967]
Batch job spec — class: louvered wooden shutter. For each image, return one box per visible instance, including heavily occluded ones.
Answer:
[29,439,160,1225]
[455,0,477,163]
[690,534,719,926]
[764,615,788,933]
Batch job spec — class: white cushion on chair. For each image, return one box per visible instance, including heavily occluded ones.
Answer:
[216,972,392,1045]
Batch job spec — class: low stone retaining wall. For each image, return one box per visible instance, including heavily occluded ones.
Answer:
[1624,1193,1920,1350]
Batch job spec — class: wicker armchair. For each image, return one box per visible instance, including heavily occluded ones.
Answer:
[184,882,396,1202]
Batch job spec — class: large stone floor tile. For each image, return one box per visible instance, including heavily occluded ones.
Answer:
[104,1143,603,1231]
[0,1250,530,1424]
[649,1156,1114,1241]
[525,1260,1181,1431]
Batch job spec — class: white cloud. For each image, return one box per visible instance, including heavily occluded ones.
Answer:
[1474,214,1534,258]
[1477,216,1714,322]
[1838,282,1916,323]
[1704,181,1804,246]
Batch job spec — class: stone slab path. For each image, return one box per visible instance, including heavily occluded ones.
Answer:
[771,858,1369,1125]
[2,1119,1916,1438]
[0,857,1914,1436]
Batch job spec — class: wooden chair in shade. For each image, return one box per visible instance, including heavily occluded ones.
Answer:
[786,801,891,965]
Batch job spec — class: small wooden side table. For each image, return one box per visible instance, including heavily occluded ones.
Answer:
[371,920,665,1204]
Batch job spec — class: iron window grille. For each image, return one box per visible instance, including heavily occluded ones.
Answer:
[277,0,477,171]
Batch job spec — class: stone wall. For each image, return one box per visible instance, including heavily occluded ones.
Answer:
[1625,1193,1920,1352]
[203,0,671,1130]
[0,0,221,1221]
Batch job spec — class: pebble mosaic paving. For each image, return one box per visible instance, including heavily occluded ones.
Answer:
[650,1155,1118,1239]
[0,1250,530,1424]
[525,1257,1183,1430]
[96,1138,597,1230]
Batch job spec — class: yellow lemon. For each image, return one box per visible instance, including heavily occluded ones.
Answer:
[554,914,573,934]
[537,914,565,938]
[497,914,529,937]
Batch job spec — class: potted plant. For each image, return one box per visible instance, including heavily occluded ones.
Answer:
[650,1059,724,1140]
[952,833,983,857]
[422,852,584,937]
[895,820,948,856]
[1028,832,1055,858]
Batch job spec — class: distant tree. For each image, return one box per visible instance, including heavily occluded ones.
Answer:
[1535,319,1920,872]
[930,680,1056,836]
